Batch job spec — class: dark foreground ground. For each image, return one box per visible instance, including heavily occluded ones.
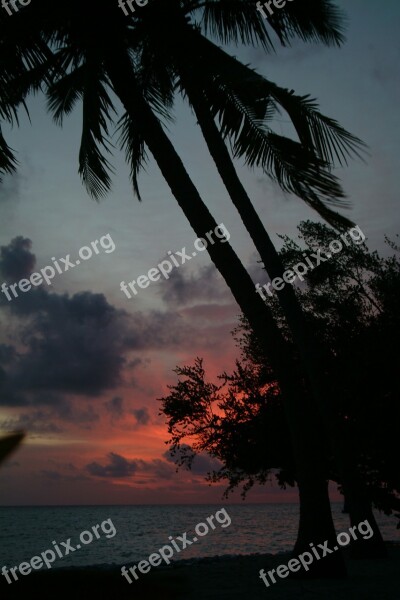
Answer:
[2,544,399,600]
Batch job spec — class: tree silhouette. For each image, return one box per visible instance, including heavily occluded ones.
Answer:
[0,431,24,466]
[161,222,400,552]
[0,0,374,573]
[130,5,383,554]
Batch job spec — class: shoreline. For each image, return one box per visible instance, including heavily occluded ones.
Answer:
[2,543,400,599]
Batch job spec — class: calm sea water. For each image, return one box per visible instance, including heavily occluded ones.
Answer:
[0,503,398,569]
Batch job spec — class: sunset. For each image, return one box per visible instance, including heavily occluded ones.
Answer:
[0,0,399,598]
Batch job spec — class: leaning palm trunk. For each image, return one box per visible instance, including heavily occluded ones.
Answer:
[185,86,385,558]
[105,49,346,577]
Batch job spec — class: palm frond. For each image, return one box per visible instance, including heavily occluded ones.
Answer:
[0,431,24,466]
[189,0,345,50]
[264,85,367,166]
[0,128,18,181]
[46,51,116,199]
[235,125,347,204]
[265,0,346,47]
[192,37,366,167]
[199,0,275,52]
[301,196,355,230]
[212,87,356,229]
[78,72,115,199]
[116,112,148,200]
[47,64,86,125]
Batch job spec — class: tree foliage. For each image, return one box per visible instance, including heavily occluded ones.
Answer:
[160,222,400,526]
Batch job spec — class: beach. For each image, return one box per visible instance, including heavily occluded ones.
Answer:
[3,544,399,600]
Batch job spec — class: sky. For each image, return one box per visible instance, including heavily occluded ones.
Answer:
[0,0,399,504]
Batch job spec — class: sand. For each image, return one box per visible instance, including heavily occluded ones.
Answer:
[2,544,399,599]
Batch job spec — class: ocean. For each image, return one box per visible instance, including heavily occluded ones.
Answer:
[0,503,398,570]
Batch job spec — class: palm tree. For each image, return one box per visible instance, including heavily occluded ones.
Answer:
[0,0,357,574]
[0,432,25,466]
[0,8,54,180]
[133,1,385,557]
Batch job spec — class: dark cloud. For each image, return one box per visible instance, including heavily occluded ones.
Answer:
[104,396,124,419]
[180,303,239,325]
[0,237,234,414]
[0,236,36,281]
[160,265,230,307]
[164,445,222,476]
[0,285,204,408]
[40,470,63,481]
[131,407,150,426]
[0,411,63,434]
[86,452,174,480]
[190,452,222,476]
[125,311,195,349]
[0,402,100,436]
[142,458,174,480]
[103,399,151,430]
[55,403,99,426]
[0,289,134,403]
[0,344,17,365]
[2,460,19,468]
[41,469,89,482]
[86,452,138,478]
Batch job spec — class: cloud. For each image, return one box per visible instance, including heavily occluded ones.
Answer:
[104,396,125,420]
[0,282,207,408]
[125,310,196,349]
[0,290,203,410]
[160,265,230,307]
[18,293,128,394]
[0,401,100,436]
[40,470,62,480]
[55,403,99,426]
[142,458,174,480]
[86,452,174,480]
[0,288,136,404]
[190,452,222,475]
[1,460,19,468]
[164,445,222,476]
[0,236,36,281]
[0,236,238,418]
[0,411,63,434]
[0,344,17,365]
[131,407,150,426]
[179,303,239,325]
[86,452,138,478]
[103,399,150,430]
[41,469,89,482]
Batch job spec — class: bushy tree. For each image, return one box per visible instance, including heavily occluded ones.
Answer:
[160,222,400,527]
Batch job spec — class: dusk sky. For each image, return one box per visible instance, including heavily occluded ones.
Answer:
[0,0,399,504]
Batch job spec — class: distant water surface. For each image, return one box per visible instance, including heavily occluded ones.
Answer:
[0,504,398,569]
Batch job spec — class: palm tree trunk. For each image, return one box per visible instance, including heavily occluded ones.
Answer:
[186,86,386,558]
[105,51,346,577]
